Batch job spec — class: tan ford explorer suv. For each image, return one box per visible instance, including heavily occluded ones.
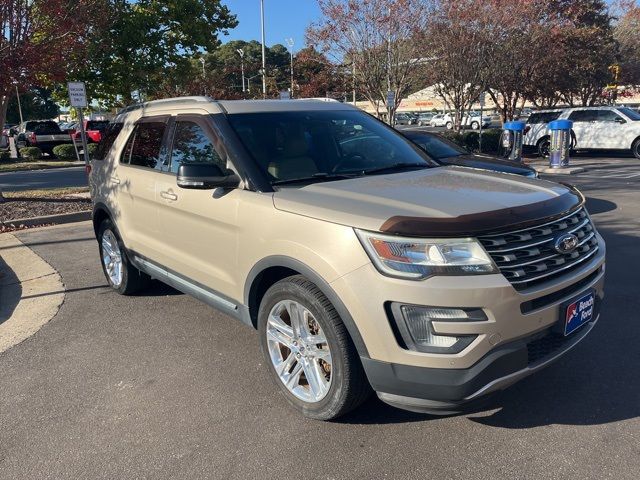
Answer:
[89,97,605,420]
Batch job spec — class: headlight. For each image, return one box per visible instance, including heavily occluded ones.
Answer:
[355,230,497,279]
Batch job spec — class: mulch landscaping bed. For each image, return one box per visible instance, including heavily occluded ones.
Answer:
[0,188,91,233]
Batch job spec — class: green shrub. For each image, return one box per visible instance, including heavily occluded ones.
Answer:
[52,144,78,160]
[0,150,10,161]
[19,147,42,160]
[439,129,502,155]
[439,130,465,147]
[476,129,502,155]
[87,143,98,159]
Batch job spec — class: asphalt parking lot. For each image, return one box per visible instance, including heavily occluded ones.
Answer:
[1,157,639,479]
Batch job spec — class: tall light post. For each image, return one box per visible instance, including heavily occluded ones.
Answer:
[260,0,267,98]
[199,57,206,95]
[13,81,24,125]
[285,38,294,98]
[237,48,246,92]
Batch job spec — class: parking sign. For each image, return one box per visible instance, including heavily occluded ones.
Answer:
[68,82,88,108]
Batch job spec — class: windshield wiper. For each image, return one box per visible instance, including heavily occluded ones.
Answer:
[361,162,429,176]
[272,172,359,186]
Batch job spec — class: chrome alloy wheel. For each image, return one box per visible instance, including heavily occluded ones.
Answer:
[266,300,332,403]
[101,230,123,287]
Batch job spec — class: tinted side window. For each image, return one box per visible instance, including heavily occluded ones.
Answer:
[568,110,598,122]
[527,112,561,124]
[124,122,166,169]
[169,121,224,173]
[93,123,123,161]
[597,110,623,122]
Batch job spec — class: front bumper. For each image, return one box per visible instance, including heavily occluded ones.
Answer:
[364,312,599,414]
[330,233,605,412]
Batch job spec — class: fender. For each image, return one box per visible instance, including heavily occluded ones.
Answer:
[92,201,115,238]
[244,255,369,358]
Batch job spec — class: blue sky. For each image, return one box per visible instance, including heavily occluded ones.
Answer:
[220,0,322,49]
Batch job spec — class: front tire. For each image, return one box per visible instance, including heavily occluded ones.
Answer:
[471,121,480,130]
[258,275,371,420]
[98,219,149,295]
[632,138,640,159]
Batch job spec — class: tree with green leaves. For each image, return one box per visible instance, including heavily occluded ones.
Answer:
[6,88,58,123]
[71,0,237,106]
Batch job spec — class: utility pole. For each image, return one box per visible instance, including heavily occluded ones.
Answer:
[237,48,246,92]
[13,82,23,125]
[199,57,206,95]
[285,38,294,98]
[352,60,356,106]
[260,0,267,98]
[386,6,392,125]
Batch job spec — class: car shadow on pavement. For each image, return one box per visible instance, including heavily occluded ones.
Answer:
[136,279,183,297]
[585,197,617,215]
[0,255,21,326]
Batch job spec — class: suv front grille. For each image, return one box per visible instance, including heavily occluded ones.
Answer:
[478,208,599,291]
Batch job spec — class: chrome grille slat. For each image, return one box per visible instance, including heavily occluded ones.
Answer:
[509,247,599,285]
[483,217,591,254]
[478,207,599,290]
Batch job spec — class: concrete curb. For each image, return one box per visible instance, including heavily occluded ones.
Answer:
[2,210,92,228]
[534,166,586,175]
[0,232,65,353]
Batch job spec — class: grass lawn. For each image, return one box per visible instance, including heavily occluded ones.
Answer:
[0,160,82,172]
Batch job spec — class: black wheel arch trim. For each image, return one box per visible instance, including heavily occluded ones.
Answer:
[244,255,369,358]
[92,202,115,238]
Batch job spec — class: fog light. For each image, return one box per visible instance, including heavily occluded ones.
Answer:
[391,304,484,354]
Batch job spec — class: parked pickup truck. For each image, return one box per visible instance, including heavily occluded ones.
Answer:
[71,119,110,144]
[16,120,72,155]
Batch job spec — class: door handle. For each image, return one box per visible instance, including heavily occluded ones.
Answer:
[160,190,178,201]
[110,176,120,185]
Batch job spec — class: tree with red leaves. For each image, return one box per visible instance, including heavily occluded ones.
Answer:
[307,0,433,120]
[0,0,94,129]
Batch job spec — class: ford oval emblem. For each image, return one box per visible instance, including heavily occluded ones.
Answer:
[554,233,579,254]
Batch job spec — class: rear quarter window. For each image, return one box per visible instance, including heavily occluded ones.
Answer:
[92,123,123,161]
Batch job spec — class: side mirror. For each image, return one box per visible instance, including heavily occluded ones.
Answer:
[176,163,241,190]
[615,117,626,124]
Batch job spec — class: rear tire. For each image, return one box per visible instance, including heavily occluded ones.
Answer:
[97,219,149,295]
[471,121,480,130]
[632,138,640,159]
[537,137,551,158]
[446,122,453,130]
[258,275,371,420]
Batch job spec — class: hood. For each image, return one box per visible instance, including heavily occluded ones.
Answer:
[438,154,537,177]
[273,167,582,236]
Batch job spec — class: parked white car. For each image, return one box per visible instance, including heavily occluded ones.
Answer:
[429,113,447,127]
[524,106,640,158]
[443,112,492,130]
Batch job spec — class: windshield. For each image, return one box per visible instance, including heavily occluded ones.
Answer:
[406,133,467,159]
[617,107,640,121]
[227,109,434,184]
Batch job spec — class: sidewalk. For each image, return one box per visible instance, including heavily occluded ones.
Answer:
[0,231,64,353]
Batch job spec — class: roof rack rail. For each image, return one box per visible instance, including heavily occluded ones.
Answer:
[116,96,215,116]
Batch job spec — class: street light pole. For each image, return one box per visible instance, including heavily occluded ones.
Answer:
[260,0,267,98]
[285,38,294,98]
[199,57,206,95]
[237,49,246,92]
